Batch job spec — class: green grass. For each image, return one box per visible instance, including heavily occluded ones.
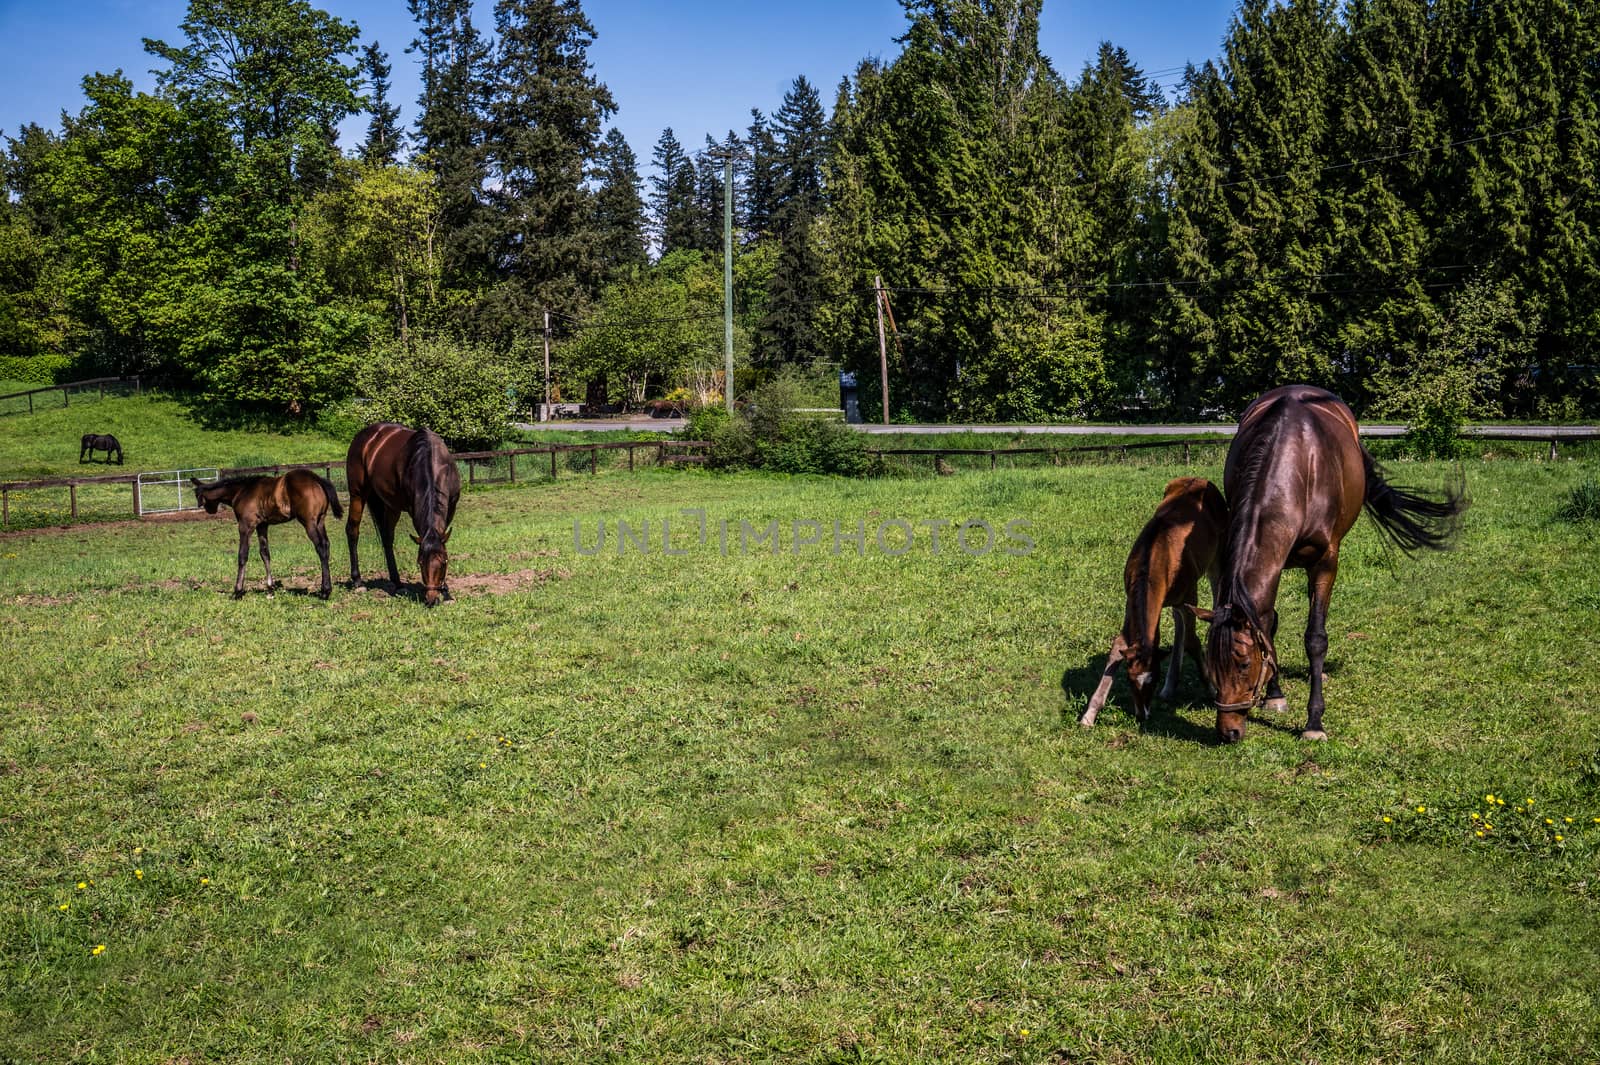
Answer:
[0,391,348,481]
[2,457,1597,1062]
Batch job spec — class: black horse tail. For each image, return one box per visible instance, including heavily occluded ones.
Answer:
[316,474,344,518]
[1361,449,1465,555]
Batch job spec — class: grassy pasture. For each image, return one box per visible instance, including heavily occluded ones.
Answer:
[1,458,1598,1062]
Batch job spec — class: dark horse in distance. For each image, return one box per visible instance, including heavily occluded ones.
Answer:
[192,469,343,598]
[79,433,123,464]
[1194,385,1464,743]
[345,423,461,607]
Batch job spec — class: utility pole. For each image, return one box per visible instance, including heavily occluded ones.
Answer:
[724,161,735,412]
[542,308,552,421]
[874,274,890,424]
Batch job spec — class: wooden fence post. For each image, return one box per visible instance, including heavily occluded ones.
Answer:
[550,448,558,480]
[70,484,77,520]
[1183,441,1191,464]
[628,445,634,472]
[2,487,8,526]
[468,460,475,487]
[590,446,598,475]
[132,479,141,517]
[509,453,516,483]
[1549,438,1558,462]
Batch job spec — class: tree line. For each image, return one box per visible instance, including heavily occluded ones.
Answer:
[2,0,1596,424]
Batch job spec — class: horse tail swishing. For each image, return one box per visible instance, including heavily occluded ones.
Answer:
[1195,385,1465,743]
[1360,450,1463,555]
[314,472,344,520]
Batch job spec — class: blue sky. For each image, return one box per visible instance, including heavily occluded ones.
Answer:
[0,0,1241,173]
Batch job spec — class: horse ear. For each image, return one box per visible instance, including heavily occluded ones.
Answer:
[1184,605,1215,623]
[410,532,422,545]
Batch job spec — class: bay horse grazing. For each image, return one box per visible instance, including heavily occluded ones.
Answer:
[1195,385,1465,743]
[345,423,461,607]
[80,433,123,464]
[191,469,343,598]
[1082,477,1228,727]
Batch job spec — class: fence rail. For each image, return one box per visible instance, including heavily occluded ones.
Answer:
[0,439,714,529]
[0,376,141,416]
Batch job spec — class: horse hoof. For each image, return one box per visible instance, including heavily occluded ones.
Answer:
[1265,698,1289,713]
[1301,729,1328,741]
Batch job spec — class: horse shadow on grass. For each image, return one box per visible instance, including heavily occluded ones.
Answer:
[1058,652,1326,745]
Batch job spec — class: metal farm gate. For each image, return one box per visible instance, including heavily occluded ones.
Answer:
[136,468,219,516]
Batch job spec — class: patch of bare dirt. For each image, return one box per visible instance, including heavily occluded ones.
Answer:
[446,567,572,596]
[10,593,76,607]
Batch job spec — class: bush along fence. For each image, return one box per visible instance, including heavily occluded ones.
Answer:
[0,440,713,530]
[0,376,142,416]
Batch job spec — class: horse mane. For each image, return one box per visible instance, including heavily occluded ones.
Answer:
[406,430,449,548]
[202,474,270,493]
[1215,399,1291,633]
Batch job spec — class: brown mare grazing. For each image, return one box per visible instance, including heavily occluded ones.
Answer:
[345,423,461,606]
[1082,477,1228,727]
[191,469,343,598]
[80,433,123,464]
[1196,385,1464,743]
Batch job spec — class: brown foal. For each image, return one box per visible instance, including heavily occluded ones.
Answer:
[1082,476,1228,727]
[192,469,343,598]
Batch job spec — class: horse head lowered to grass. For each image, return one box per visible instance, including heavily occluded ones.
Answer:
[344,423,461,607]
[1193,385,1465,743]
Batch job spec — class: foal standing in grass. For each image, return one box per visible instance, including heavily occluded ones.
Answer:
[192,469,343,598]
[1082,477,1228,727]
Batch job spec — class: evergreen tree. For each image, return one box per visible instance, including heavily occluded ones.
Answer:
[481,0,617,334]
[592,127,647,274]
[771,75,827,225]
[743,108,780,239]
[408,0,493,291]
[649,128,696,255]
[359,41,405,165]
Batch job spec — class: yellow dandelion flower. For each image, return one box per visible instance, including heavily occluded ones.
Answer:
[1383,816,1392,824]
[1545,818,1554,825]
[59,903,69,912]
[1485,823,1494,830]
[1485,794,1495,804]
[1020,1029,1031,1038]
[135,869,143,879]
[1555,835,1564,842]
[1416,806,1426,814]
[1525,798,1534,805]
[1496,798,1506,806]
[91,944,105,956]
[1471,812,1480,820]
[200,877,210,885]
[1475,831,1485,838]
[76,882,86,890]
[1564,817,1573,824]
[479,762,487,768]
[133,846,143,856]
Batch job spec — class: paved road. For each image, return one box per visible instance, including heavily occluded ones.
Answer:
[517,419,1598,438]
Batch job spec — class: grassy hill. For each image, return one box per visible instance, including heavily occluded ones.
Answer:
[0,390,349,481]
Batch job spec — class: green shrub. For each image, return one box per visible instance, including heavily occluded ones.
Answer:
[0,353,72,385]
[358,335,513,451]
[681,374,874,476]
[1556,480,1600,523]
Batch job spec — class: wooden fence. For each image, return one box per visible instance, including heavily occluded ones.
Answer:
[0,439,713,529]
[866,430,1600,472]
[0,376,141,416]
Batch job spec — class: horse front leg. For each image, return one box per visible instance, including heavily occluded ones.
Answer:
[1159,605,1187,701]
[258,526,274,597]
[1263,609,1289,713]
[1302,556,1338,741]
[234,526,251,598]
[346,494,366,586]
[377,512,403,588]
